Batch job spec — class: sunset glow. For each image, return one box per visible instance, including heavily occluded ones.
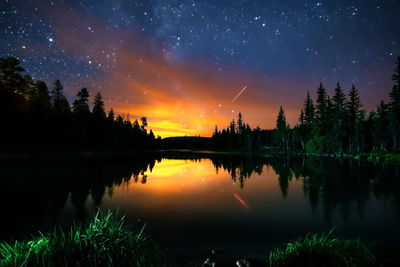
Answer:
[4,1,398,138]
[2,1,400,265]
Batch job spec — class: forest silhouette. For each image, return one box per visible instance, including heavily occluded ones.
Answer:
[1,56,400,154]
[212,57,400,154]
[0,57,156,152]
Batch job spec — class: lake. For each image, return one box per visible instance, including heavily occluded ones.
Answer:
[1,152,400,264]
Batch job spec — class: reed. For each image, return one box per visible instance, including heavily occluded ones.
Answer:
[269,230,376,267]
[0,210,164,266]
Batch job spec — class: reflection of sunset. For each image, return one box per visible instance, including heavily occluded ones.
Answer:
[130,159,223,191]
[102,159,305,214]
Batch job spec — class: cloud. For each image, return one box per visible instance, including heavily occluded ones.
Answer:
[44,2,305,137]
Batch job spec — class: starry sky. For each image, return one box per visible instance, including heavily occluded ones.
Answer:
[1,0,399,137]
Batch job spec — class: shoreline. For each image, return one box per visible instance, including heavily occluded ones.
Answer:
[0,149,399,164]
[0,211,380,266]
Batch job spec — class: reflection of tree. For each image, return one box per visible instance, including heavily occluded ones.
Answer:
[266,157,400,224]
[202,153,400,224]
[210,155,264,189]
[0,155,159,238]
[165,152,400,225]
[1,152,400,240]
[71,187,90,220]
[91,184,106,206]
[371,163,400,218]
[270,157,292,198]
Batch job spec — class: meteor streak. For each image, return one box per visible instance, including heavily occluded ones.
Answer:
[232,86,248,103]
[234,193,250,210]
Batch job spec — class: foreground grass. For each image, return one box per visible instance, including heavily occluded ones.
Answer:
[0,213,381,267]
[269,231,376,267]
[0,211,164,267]
[365,151,400,163]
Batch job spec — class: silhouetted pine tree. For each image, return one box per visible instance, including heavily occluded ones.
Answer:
[0,57,28,148]
[297,109,306,149]
[374,100,390,151]
[315,82,328,135]
[331,82,348,153]
[237,112,243,134]
[140,117,148,132]
[92,92,106,120]
[347,85,363,152]
[107,109,115,122]
[30,80,51,115]
[0,57,27,113]
[72,88,90,116]
[275,106,288,150]
[303,90,315,140]
[332,82,347,114]
[389,57,400,150]
[0,57,157,151]
[348,85,362,125]
[0,57,26,96]
[51,80,70,115]
[71,88,90,148]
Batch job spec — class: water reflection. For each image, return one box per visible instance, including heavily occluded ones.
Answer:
[1,153,400,249]
[0,155,160,239]
[207,155,400,224]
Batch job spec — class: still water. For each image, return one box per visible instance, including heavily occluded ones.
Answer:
[1,152,400,263]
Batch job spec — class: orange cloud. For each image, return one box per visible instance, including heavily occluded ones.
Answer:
[45,2,305,137]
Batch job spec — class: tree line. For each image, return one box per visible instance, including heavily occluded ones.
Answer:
[0,57,157,152]
[212,112,274,150]
[274,57,400,154]
[212,57,400,155]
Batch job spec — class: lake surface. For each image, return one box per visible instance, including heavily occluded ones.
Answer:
[1,152,400,264]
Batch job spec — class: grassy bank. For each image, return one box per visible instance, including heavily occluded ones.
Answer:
[364,151,400,163]
[0,212,382,267]
[268,231,376,267]
[0,211,163,267]
[280,149,400,164]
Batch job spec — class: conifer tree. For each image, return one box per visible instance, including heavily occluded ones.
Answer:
[375,100,389,150]
[51,80,70,115]
[348,85,362,124]
[315,82,328,135]
[107,109,115,122]
[0,57,27,113]
[237,112,243,134]
[332,82,347,114]
[0,57,26,94]
[276,106,288,150]
[72,88,90,115]
[299,109,305,126]
[141,117,148,132]
[304,91,315,131]
[229,119,236,134]
[213,125,219,137]
[30,80,51,114]
[331,82,348,152]
[92,92,106,120]
[347,85,363,152]
[298,109,306,149]
[276,106,286,131]
[389,57,400,149]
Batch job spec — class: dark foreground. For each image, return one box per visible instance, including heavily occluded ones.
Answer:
[0,211,378,267]
[1,151,400,266]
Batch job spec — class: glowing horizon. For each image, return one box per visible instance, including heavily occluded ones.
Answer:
[13,1,396,138]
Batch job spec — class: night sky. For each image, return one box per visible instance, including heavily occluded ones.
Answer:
[1,0,399,137]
